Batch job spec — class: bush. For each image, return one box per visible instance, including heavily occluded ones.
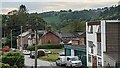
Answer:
[1,63,18,68]
[2,51,24,68]
[27,44,64,51]
[2,63,10,68]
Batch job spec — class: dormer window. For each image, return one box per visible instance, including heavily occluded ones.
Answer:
[88,25,93,33]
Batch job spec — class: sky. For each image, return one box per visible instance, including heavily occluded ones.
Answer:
[0,0,120,14]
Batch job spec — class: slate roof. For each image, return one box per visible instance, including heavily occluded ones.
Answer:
[18,31,30,37]
[59,32,85,43]
[59,32,85,38]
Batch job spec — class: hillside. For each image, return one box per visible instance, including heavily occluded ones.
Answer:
[31,5,120,32]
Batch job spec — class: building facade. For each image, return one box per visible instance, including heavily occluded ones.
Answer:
[64,32,86,65]
[17,31,30,49]
[39,31,61,44]
[86,20,120,68]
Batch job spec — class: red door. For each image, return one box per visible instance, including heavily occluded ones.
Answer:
[92,55,97,68]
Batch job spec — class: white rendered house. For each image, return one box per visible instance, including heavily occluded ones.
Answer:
[86,20,120,68]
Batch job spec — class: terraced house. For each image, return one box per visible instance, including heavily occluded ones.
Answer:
[86,20,120,68]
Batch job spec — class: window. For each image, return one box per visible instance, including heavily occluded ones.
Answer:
[97,42,101,56]
[97,25,101,33]
[88,25,93,33]
[90,25,93,33]
[91,46,93,54]
[97,33,101,42]
[88,54,91,62]
[98,57,102,66]
[88,41,94,54]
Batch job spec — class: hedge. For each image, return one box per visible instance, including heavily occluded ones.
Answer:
[27,44,64,51]
[2,51,24,68]
[1,63,18,68]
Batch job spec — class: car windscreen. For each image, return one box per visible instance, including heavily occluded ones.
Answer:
[71,57,78,61]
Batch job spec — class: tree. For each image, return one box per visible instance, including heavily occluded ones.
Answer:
[68,9,72,12]
[2,4,47,47]
[18,5,27,14]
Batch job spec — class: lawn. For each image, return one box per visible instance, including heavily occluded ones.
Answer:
[48,48,64,53]
[39,54,59,62]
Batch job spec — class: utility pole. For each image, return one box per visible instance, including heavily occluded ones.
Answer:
[20,26,23,51]
[35,30,38,68]
[4,24,6,46]
[11,30,12,48]
[35,19,38,68]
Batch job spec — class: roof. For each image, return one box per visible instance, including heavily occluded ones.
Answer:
[59,32,85,43]
[59,33,80,38]
[31,30,60,39]
[37,30,46,37]
[40,31,60,39]
[18,31,30,37]
[87,20,120,25]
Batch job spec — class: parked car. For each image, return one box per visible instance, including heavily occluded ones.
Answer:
[23,50,30,55]
[66,56,82,68]
[56,56,67,66]
[38,49,51,54]
[30,51,38,58]
[10,48,16,51]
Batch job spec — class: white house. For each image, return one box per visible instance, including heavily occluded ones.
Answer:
[86,20,120,68]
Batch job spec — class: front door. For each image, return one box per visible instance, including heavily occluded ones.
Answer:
[92,55,97,68]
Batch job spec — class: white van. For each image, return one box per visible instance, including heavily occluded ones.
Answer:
[66,56,82,67]
[56,56,82,67]
[56,56,67,66]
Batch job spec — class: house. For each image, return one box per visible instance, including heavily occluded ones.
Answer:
[86,20,120,68]
[59,32,84,44]
[38,31,61,44]
[64,32,86,65]
[17,31,31,50]
[30,30,61,45]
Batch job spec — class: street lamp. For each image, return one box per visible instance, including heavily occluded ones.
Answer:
[35,19,39,68]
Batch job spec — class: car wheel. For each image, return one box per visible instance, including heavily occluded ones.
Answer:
[66,64,69,68]
[56,62,59,66]
[59,63,62,66]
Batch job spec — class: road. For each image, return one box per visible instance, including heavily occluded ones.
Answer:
[24,55,65,68]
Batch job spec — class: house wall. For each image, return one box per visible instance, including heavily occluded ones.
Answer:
[103,53,116,67]
[17,34,30,49]
[79,37,85,45]
[28,39,32,46]
[104,20,120,63]
[40,32,60,44]
[17,37,24,47]
[86,20,120,68]
[72,40,79,45]
[106,21,119,52]
[86,21,103,67]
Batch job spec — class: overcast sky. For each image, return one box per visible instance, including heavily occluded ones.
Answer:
[1,0,120,14]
